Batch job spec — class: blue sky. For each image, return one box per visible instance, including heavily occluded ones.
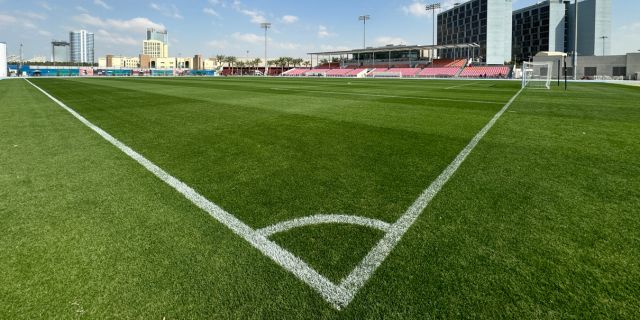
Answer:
[1,0,639,60]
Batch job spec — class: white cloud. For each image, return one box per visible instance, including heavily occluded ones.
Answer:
[0,13,44,30]
[38,29,52,37]
[401,1,457,17]
[38,1,52,11]
[240,8,265,23]
[75,6,88,13]
[73,14,165,32]
[232,32,265,44]
[402,2,428,17]
[277,42,301,50]
[232,0,266,24]
[97,29,137,45]
[207,39,230,49]
[317,25,334,38]
[375,36,407,46]
[203,7,219,17]
[150,3,183,19]
[0,14,17,25]
[281,15,298,24]
[94,0,112,10]
[23,11,47,20]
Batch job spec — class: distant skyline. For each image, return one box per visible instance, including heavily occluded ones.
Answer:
[1,0,639,60]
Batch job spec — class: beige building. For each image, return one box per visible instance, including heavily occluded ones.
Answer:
[143,40,168,58]
[176,57,193,69]
[151,57,176,69]
[99,55,140,68]
[203,59,217,70]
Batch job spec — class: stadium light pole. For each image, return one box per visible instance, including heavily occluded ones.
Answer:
[261,22,271,77]
[573,0,578,80]
[425,3,441,46]
[600,36,608,56]
[358,15,370,49]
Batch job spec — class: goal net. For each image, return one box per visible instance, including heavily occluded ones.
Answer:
[522,61,552,89]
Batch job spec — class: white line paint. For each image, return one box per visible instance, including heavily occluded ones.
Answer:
[271,87,503,105]
[445,82,479,90]
[26,78,523,310]
[257,214,391,238]
[337,87,524,305]
[24,79,351,309]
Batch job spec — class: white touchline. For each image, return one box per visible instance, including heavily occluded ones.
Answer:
[24,79,350,309]
[337,87,524,304]
[26,78,523,310]
[270,87,504,105]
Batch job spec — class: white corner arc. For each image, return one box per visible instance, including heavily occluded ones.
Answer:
[257,214,391,238]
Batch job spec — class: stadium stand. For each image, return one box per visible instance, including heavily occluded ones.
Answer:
[429,58,467,68]
[282,68,368,77]
[388,68,420,77]
[325,68,367,77]
[282,68,309,76]
[368,68,421,78]
[417,67,461,78]
[459,66,511,78]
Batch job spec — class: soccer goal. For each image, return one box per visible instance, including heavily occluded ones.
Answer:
[522,61,553,89]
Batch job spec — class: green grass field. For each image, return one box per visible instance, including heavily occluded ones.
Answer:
[1,77,639,318]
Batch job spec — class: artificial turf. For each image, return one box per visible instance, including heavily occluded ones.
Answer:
[1,77,638,318]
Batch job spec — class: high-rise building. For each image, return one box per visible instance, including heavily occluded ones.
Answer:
[70,30,95,64]
[51,41,70,63]
[0,42,7,77]
[147,28,168,45]
[512,0,611,62]
[143,40,168,58]
[567,0,612,56]
[437,0,513,65]
[145,28,169,58]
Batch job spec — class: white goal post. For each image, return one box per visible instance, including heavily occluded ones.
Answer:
[522,61,553,89]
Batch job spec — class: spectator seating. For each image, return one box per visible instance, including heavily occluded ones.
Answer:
[369,68,421,77]
[430,59,467,68]
[417,67,460,77]
[459,66,511,78]
[282,68,309,76]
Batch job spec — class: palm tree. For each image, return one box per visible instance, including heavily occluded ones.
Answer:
[302,61,311,69]
[215,55,225,67]
[292,58,304,67]
[236,61,246,76]
[253,58,262,74]
[226,56,237,75]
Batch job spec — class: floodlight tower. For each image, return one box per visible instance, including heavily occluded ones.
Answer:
[425,3,441,46]
[358,15,370,49]
[573,0,578,80]
[260,22,271,76]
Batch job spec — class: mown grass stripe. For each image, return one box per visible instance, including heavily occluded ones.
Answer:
[339,87,524,303]
[24,78,353,309]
